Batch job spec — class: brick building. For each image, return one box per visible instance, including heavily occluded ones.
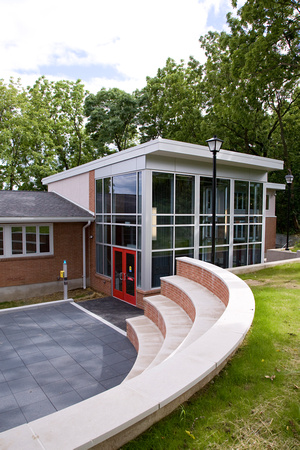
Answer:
[0,139,284,305]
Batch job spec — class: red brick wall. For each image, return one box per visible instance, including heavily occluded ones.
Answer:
[176,259,229,307]
[0,223,84,288]
[161,280,196,321]
[265,216,277,251]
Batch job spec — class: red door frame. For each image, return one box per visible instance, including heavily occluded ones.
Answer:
[113,247,136,305]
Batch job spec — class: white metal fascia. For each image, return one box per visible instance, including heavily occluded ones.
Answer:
[42,138,284,185]
[266,182,286,191]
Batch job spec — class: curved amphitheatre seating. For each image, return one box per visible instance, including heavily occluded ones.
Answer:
[0,257,255,450]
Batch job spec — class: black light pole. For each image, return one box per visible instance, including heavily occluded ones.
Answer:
[285,172,294,251]
[206,136,223,265]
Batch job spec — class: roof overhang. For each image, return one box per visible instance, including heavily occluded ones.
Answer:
[42,138,284,185]
[266,182,286,191]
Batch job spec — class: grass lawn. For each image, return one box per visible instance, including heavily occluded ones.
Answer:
[122,263,300,449]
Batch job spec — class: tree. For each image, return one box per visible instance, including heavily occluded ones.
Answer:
[0,78,30,189]
[0,77,92,190]
[136,57,205,144]
[84,88,138,153]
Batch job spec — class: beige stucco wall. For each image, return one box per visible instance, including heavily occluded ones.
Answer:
[48,172,90,211]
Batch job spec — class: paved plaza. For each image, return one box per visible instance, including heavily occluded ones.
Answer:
[0,299,141,433]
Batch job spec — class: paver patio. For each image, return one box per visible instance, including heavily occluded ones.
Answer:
[0,300,138,433]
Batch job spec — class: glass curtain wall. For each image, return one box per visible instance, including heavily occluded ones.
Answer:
[95,172,142,286]
[152,173,195,288]
[199,177,230,267]
[233,181,263,266]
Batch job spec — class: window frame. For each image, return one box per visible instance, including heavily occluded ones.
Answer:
[0,224,53,258]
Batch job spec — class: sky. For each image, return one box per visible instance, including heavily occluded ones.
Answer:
[1,0,244,94]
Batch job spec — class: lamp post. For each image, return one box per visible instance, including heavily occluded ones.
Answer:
[285,171,294,251]
[206,135,223,264]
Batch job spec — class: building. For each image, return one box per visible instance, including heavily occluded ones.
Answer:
[40,138,283,308]
[0,191,94,301]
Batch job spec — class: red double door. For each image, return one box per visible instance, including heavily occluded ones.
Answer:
[113,248,136,305]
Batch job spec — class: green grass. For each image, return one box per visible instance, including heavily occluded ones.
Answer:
[122,263,300,449]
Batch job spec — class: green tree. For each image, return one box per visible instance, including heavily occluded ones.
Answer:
[0,78,30,189]
[84,88,138,153]
[136,57,205,144]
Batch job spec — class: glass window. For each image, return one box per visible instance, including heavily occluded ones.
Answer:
[175,226,194,248]
[26,226,36,253]
[113,173,136,214]
[103,225,111,244]
[175,216,194,224]
[138,172,142,214]
[249,224,262,242]
[200,177,212,215]
[216,224,229,245]
[1,225,52,258]
[152,227,173,250]
[234,224,248,243]
[215,247,229,268]
[96,224,102,243]
[0,227,3,256]
[199,226,211,247]
[112,215,136,224]
[104,245,111,276]
[96,244,103,274]
[12,227,23,254]
[113,225,136,248]
[250,182,263,215]
[216,179,230,215]
[248,244,261,265]
[152,172,174,214]
[104,178,111,214]
[199,247,212,263]
[152,251,173,288]
[233,245,248,267]
[96,179,103,213]
[234,181,249,214]
[39,226,50,253]
[176,175,194,214]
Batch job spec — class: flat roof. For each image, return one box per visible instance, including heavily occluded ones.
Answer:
[42,138,284,185]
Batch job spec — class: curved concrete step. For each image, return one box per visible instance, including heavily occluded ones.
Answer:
[124,315,163,380]
[161,275,226,353]
[143,294,192,369]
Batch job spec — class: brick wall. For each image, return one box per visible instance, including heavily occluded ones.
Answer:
[176,259,229,307]
[265,216,277,251]
[0,223,84,288]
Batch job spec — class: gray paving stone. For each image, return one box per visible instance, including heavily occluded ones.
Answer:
[50,390,82,410]
[0,381,12,398]
[0,394,18,413]
[41,379,73,398]
[33,368,63,386]
[76,382,106,400]
[3,365,31,382]
[0,408,26,433]
[14,387,48,407]
[21,398,57,422]
[8,375,39,394]
[1,357,25,371]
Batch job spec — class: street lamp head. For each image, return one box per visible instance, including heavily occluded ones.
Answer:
[206,135,224,153]
[285,172,294,184]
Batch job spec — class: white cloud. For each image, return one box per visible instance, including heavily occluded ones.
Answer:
[0,0,242,93]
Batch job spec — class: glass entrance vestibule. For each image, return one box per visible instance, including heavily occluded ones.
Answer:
[95,170,264,299]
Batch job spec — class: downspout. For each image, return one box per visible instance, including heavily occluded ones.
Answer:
[82,221,91,289]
